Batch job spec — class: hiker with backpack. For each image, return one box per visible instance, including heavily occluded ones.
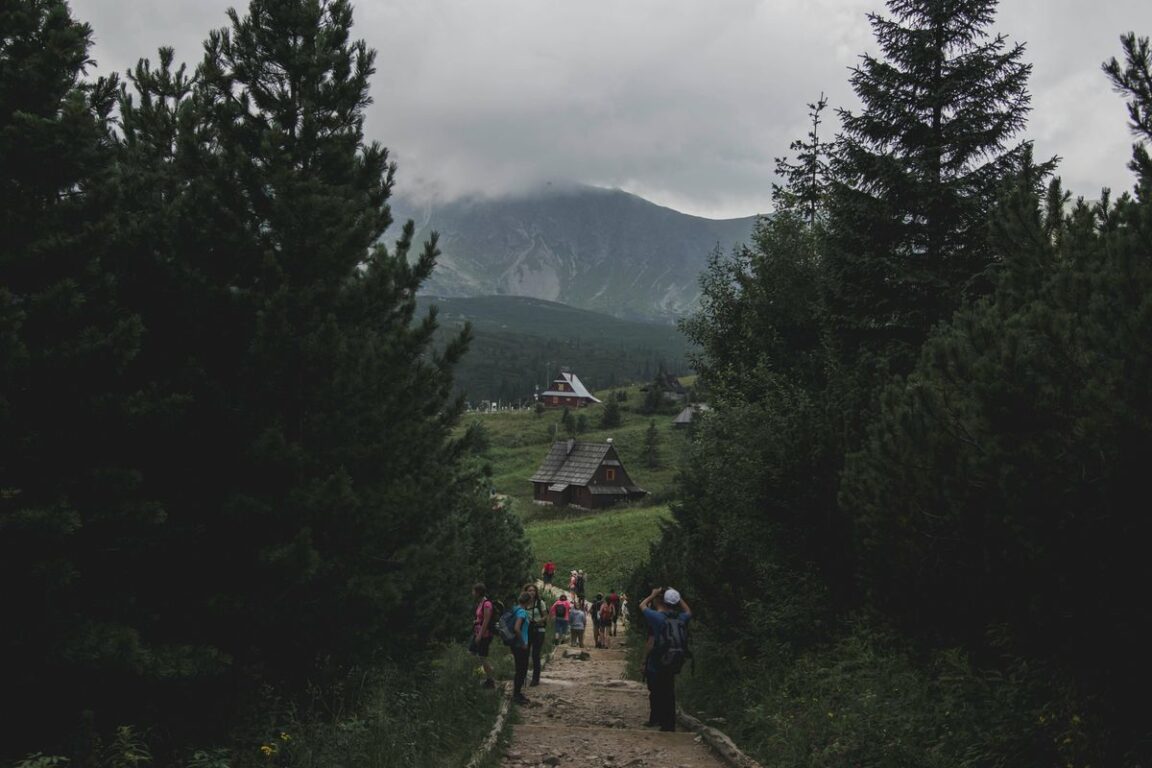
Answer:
[640,586,693,732]
[524,583,548,687]
[574,570,586,602]
[607,589,621,637]
[468,583,497,689]
[551,593,571,644]
[590,593,605,648]
[501,591,534,705]
[568,599,587,647]
[598,597,615,649]
[541,560,556,585]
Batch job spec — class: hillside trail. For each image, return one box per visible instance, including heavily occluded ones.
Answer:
[499,588,725,768]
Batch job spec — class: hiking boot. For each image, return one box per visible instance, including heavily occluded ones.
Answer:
[529,679,540,687]
[482,678,495,688]
[513,694,531,705]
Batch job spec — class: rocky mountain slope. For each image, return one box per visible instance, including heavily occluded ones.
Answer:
[393,184,759,322]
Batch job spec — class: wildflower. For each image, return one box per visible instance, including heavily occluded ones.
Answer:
[260,744,278,757]
[279,732,291,742]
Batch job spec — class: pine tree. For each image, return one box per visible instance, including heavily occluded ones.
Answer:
[600,397,622,428]
[826,0,1034,373]
[643,420,661,469]
[0,0,156,752]
[100,0,502,733]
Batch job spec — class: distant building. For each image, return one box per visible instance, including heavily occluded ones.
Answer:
[659,372,688,401]
[530,439,647,509]
[539,369,601,409]
[672,403,710,428]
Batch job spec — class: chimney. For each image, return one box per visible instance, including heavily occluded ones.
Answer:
[566,438,575,455]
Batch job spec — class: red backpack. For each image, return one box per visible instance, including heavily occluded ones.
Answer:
[600,601,613,622]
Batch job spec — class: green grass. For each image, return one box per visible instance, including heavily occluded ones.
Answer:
[464,382,687,607]
[468,382,690,510]
[524,504,672,598]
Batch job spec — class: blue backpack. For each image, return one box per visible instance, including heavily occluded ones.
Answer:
[496,607,519,646]
[654,611,691,673]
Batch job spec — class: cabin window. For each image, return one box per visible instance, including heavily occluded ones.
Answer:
[605,468,616,481]
[552,396,559,404]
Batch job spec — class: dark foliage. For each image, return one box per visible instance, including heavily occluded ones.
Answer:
[826,0,1034,375]
[0,0,529,760]
[644,2,1152,763]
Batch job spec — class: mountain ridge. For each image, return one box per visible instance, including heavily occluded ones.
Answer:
[393,183,759,322]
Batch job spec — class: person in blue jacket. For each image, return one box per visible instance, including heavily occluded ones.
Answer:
[511,591,533,704]
[640,587,692,731]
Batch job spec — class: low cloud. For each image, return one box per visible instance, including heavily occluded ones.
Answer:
[75,0,1152,218]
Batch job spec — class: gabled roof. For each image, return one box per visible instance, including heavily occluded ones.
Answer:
[673,403,711,425]
[530,440,612,485]
[540,371,602,403]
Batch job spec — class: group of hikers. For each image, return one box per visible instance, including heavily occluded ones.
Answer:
[469,561,692,732]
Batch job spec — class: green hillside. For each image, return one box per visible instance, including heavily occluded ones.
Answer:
[421,295,693,403]
[466,381,693,595]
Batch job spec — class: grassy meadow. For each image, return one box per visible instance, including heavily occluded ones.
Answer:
[464,381,694,596]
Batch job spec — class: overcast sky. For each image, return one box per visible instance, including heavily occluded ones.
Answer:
[73,0,1152,219]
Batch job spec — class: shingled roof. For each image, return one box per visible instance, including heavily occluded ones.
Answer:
[530,440,612,485]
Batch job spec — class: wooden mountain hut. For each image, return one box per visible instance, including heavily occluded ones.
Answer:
[530,439,647,509]
[539,369,601,409]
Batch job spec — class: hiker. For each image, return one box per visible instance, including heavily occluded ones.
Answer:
[607,589,621,637]
[569,599,587,647]
[510,591,533,704]
[640,586,693,732]
[551,593,571,644]
[541,560,556,585]
[574,570,586,602]
[568,570,577,592]
[598,597,614,649]
[590,593,603,648]
[525,583,548,687]
[469,583,496,688]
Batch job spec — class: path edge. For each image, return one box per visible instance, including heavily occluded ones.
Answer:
[465,636,563,768]
[678,708,765,768]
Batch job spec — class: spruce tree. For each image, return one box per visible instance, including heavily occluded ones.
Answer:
[826,0,1033,373]
[600,397,622,428]
[773,93,832,226]
[643,420,661,469]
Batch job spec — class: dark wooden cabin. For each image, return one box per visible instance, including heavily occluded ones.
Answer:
[530,439,646,509]
[539,369,601,409]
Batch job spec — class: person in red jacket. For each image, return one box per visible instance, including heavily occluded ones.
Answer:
[541,560,556,585]
[550,593,571,643]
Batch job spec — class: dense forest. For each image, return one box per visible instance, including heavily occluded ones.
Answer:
[6,0,1152,765]
[417,296,690,404]
[0,0,530,764]
[634,1,1152,765]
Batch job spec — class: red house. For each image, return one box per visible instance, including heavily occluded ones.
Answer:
[530,439,647,509]
[540,369,601,409]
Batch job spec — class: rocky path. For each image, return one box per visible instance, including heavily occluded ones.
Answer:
[498,635,726,768]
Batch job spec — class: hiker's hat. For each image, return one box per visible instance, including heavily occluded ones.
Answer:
[663,588,681,606]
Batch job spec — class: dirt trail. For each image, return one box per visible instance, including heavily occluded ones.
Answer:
[498,632,726,768]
